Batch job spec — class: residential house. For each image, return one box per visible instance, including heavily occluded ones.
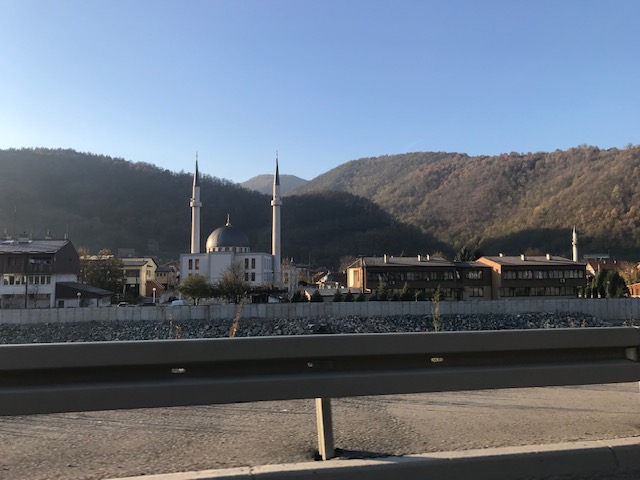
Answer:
[0,236,80,308]
[121,257,159,299]
[155,264,178,291]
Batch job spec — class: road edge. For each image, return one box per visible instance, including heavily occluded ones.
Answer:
[107,436,640,480]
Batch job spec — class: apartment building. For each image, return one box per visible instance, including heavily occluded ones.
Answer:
[477,254,587,299]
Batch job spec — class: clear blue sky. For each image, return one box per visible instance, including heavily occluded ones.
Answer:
[1,0,638,183]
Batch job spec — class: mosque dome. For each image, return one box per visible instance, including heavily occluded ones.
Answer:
[205,215,250,253]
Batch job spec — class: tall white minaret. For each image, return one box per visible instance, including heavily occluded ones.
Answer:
[572,226,578,262]
[271,152,282,286]
[190,154,202,254]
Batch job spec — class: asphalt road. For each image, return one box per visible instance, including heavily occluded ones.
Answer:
[2,383,640,480]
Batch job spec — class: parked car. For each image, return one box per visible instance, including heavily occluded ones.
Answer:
[171,299,190,306]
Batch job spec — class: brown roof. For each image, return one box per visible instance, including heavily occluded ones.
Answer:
[0,239,71,254]
[479,255,585,267]
[362,255,454,268]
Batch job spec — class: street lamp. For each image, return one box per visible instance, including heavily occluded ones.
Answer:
[77,292,81,308]
[152,287,156,304]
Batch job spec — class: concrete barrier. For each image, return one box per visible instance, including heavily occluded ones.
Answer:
[1,298,640,324]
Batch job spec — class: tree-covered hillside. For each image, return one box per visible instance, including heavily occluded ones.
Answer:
[0,148,445,267]
[241,173,308,195]
[294,146,640,259]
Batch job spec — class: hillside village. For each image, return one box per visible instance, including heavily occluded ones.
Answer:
[0,155,637,309]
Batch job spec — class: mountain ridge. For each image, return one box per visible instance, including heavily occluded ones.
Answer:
[0,148,445,268]
[241,174,308,196]
[2,145,639,268]
[292,146,640,259]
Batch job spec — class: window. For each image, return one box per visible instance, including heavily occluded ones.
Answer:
[466,270,483,280]
[470,287,483,297]
[251,258,256,269]
[188,259,193,270]
[244,273,249,281]
[245,258,249,269]
[443,271,454,280]
[251,272,255,282]
[565,269,583,279]
[503,271,516,280]
[32,275,51,285]
[195,259,200,270]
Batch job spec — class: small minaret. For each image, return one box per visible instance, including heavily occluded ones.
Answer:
[271,152,282,286]
[572,226,578,262]
[190,153,202,254]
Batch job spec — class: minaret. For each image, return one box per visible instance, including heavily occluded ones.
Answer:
[190,154,202,254]
[572,226,578,262]
[271,152,282,286]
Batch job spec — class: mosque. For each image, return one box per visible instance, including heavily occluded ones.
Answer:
[179,156,282,288]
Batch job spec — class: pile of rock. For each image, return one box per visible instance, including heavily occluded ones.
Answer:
[0,312,611,344]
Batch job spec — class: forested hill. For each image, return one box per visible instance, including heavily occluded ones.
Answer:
[4,146,639,267]
[0,148,446,267]
[293,146,640,259]
[241,173,308,195]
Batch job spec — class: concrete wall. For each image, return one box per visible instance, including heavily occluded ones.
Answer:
[1,298,640,324]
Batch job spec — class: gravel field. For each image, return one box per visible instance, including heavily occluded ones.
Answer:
[0,312,612,343]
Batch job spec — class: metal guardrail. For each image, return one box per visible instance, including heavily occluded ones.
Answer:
[1,327,639,459]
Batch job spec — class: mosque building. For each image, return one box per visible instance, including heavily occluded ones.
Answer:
[179,155,282,288]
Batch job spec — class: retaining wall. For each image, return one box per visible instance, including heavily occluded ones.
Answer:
[1,298,639,324]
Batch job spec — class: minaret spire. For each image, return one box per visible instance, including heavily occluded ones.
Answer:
[572,226,578,262]
[190,153,202,254]
[271,151,282,286]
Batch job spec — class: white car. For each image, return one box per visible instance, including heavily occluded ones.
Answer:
[171,299,190,306]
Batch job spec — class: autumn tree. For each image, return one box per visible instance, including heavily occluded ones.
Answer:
[217,262,249,304]
[400,282,414,301]
[592,270,628,298]
[454,245,484,262]
[375,280,390,301]
[79,249,125,295]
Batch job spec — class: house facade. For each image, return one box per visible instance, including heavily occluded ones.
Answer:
[347,255,492,300]
[477,254,587,299]
[155,264,178,291]
[121,257,159,299]
[0,237,80,308]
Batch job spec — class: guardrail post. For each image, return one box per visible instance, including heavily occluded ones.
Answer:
[315,397,335,460]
